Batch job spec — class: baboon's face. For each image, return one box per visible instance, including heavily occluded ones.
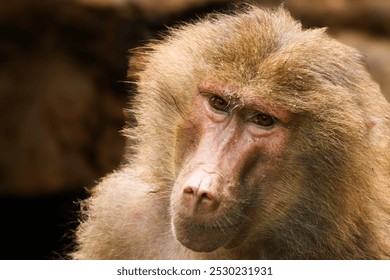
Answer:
[170,79,295,252]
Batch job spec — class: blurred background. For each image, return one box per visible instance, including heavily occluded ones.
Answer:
[0,0,389,259]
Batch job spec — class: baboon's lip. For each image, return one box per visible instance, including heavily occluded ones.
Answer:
[179,219,239,233]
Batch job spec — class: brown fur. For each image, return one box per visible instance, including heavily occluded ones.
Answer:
[72,6,390,259]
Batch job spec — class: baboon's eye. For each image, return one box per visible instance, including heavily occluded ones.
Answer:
[209,95,229,112]
[248,113,276,127]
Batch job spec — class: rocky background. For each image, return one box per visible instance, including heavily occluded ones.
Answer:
[0,0,389,259]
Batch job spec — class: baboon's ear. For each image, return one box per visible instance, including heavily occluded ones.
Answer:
[367,116,390,149]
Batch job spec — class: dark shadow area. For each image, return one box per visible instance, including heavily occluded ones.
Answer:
[0,189,88,259]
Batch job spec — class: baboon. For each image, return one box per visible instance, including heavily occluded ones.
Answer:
[72,6,390,259]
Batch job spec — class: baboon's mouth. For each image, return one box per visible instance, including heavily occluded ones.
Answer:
[172,217,242,252]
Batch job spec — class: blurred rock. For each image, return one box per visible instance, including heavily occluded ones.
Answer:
[77,0,227,15]
[0,0,133,196]
[288,0,390,35]
[0,53,99,195]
